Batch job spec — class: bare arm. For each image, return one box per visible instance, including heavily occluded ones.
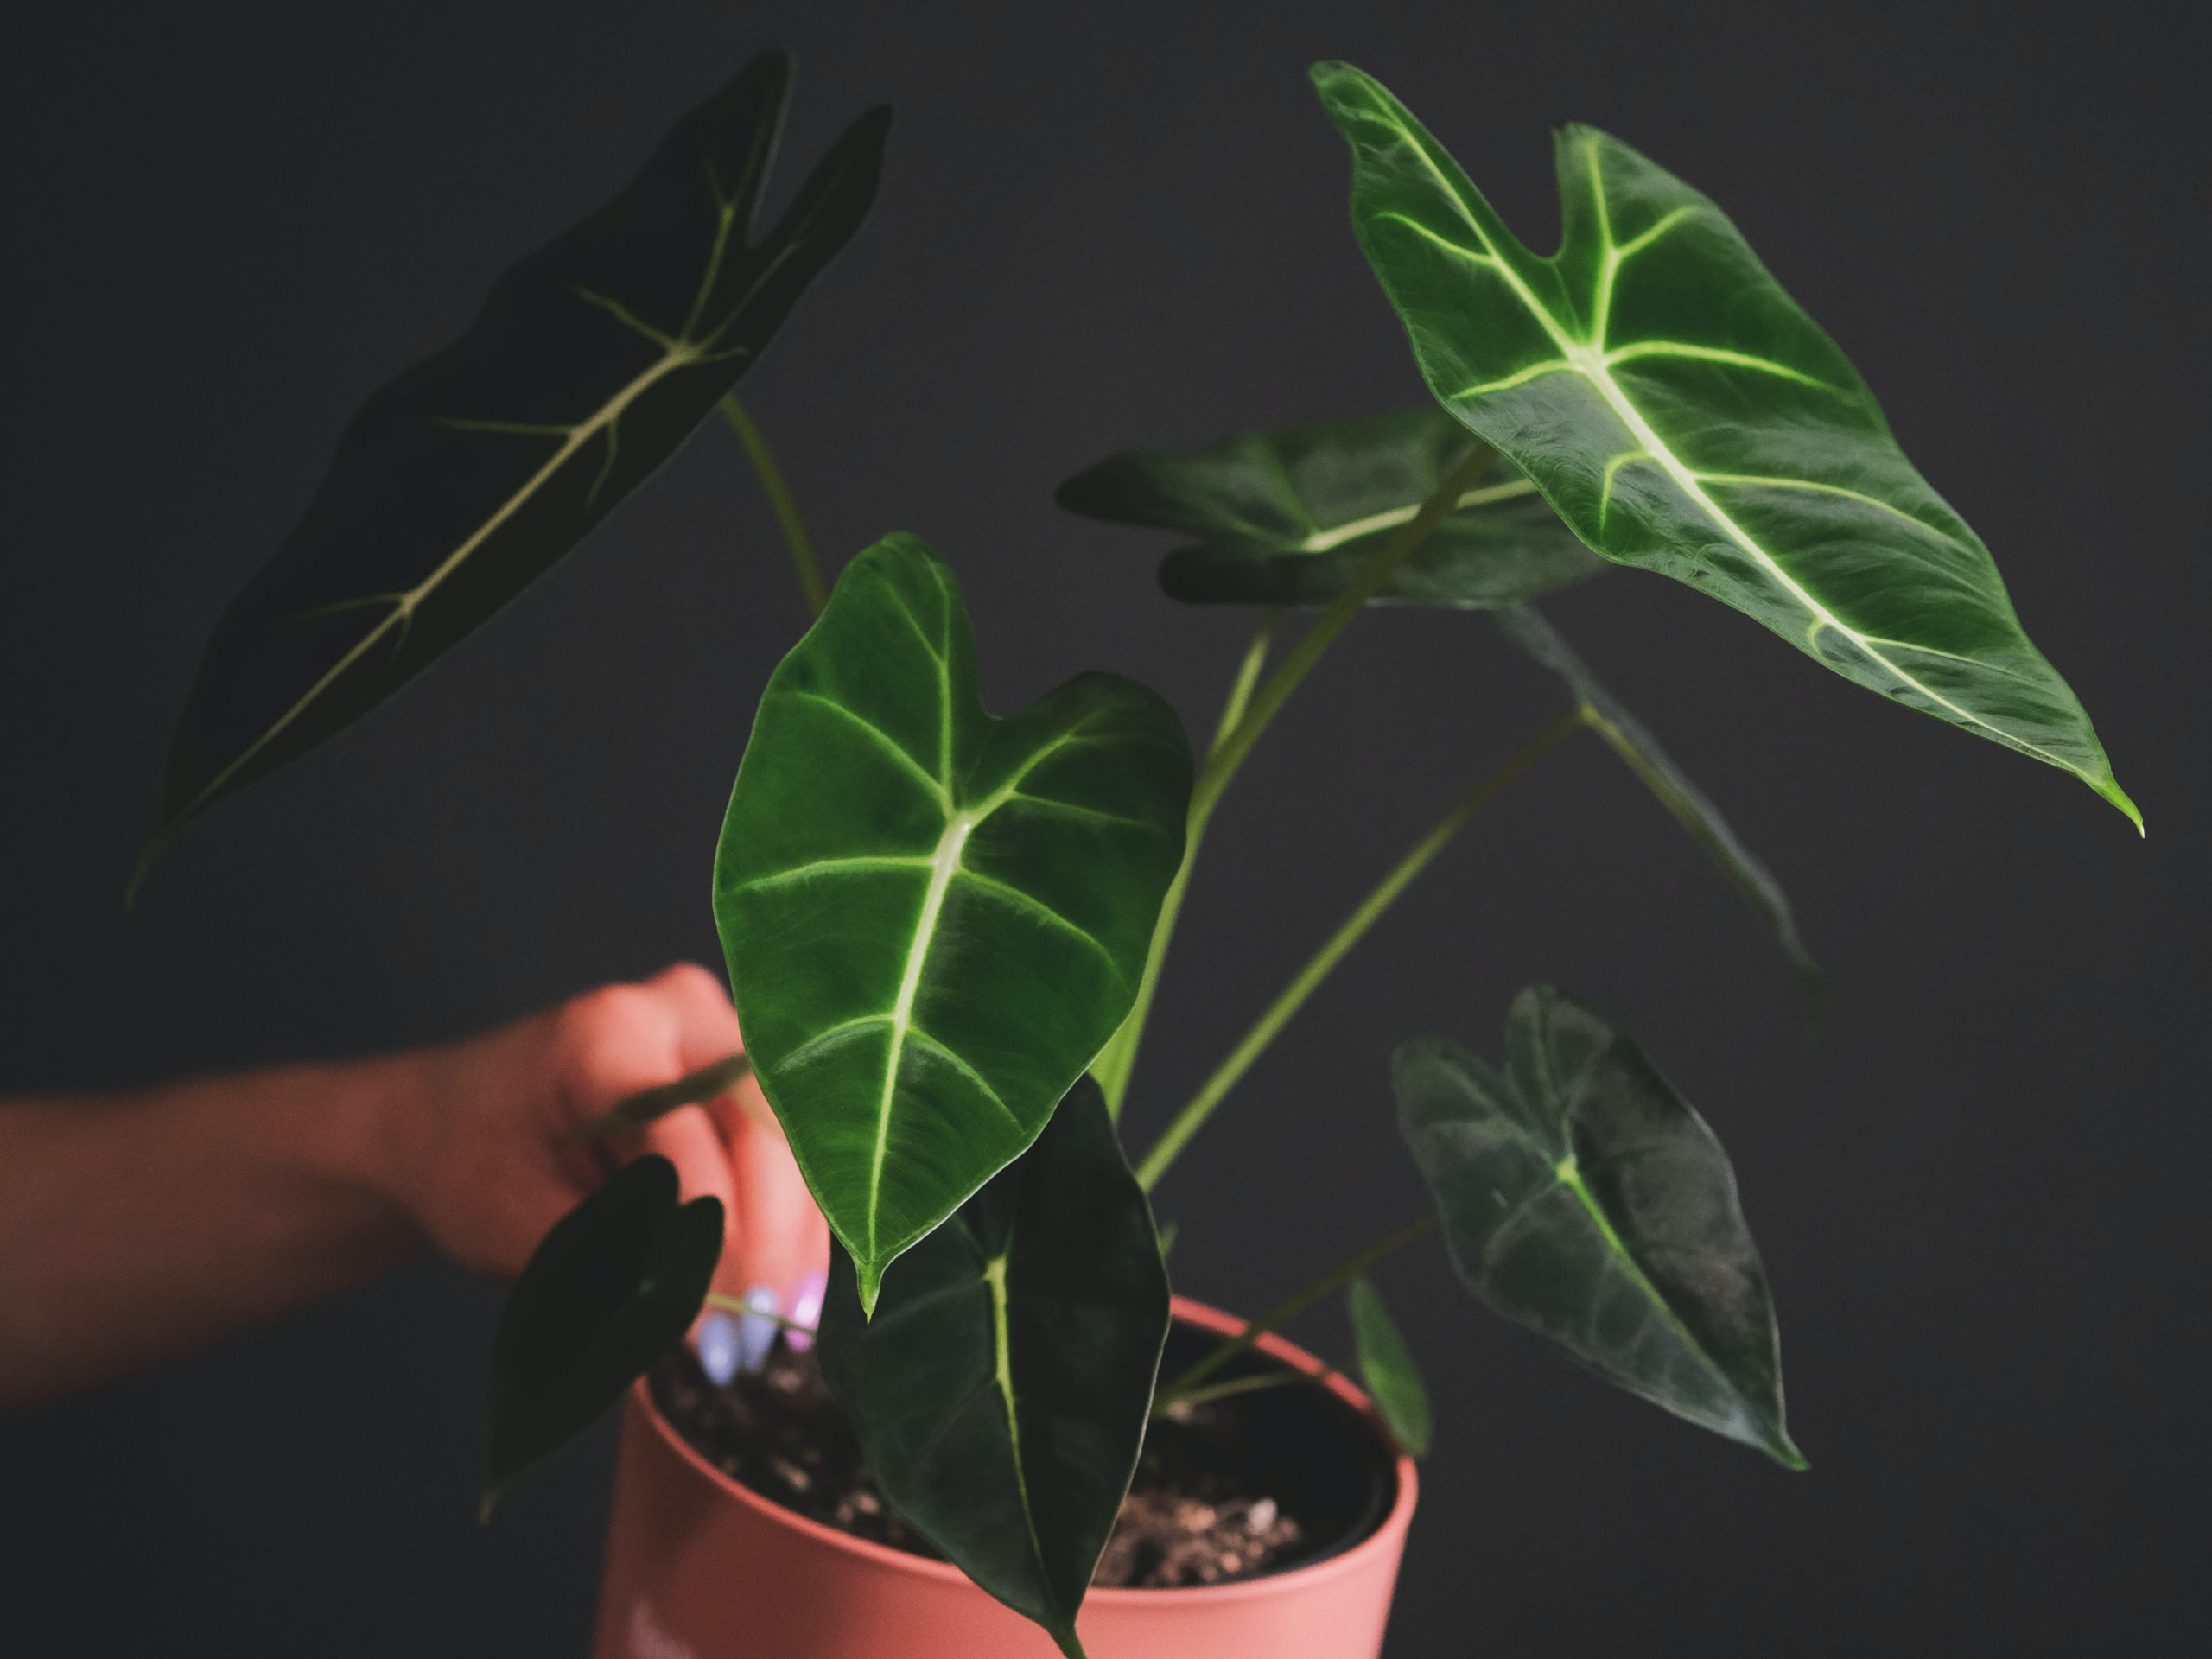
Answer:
[0,963,826,1408]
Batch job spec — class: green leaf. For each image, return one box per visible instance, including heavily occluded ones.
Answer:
[1346,1275,1432,1457]
[715,535,1192,1313]
[1058,407,1605,608]
[1313,62,2137,830]
[817,1080,1169,1659]
[1394,987,1802,1466]
[137,53,892,888]
[1495,604,1821,999]
[481,1155,721,1518]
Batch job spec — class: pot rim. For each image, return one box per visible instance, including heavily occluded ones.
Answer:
[629,1291,1420,1607]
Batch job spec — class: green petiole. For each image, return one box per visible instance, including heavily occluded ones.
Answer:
[1134,706,1586,1192]
[1152,1213,1436,1412]
[1095,613,1279,1117]
[720,393,829,620]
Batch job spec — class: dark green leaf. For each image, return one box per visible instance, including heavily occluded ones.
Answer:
[817,1080,1169,1659]
[1058,407,1605,608]
[482,1155,722,1516]
[715,535,1191,1313]
[1496,604,1821,999]
[1394,987,1802,1466]
[138,53,892,887]
[1346,1275,1431,1457]
[1315,62,2136,829]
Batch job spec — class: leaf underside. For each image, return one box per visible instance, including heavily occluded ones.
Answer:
[1316,62,2135,829]
[139,52,892,885]
[1057,406,1605,609]
[817,1080,1169,1659]
[1394,986,1801,1466]
[1495,603,1821,999]
[482,1155,722,1516]
[715,535,1191,1313]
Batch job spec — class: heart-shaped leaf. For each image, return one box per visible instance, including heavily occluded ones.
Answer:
[482,1155,721,1516]
[1315,63,2136,829]
[1058,407,1605,609]
[817,1079,1169,1659]
[1347,1275,1432,1457]
[715,534,1191,1313]
[1394,987,1801,1466]
[1495,604,1820,997]
[137,53,892,888]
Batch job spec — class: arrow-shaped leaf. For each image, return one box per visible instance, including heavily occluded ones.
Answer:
[1394,986,1801,1465]
[1495,603,1820,997]
[139,52,892,886]
[1315,62,2136,829]
[817,1079,1169,1659]
[481,1154,722,1516]
[1058,406,1604,608]
[715,535,1191,1313]
[1346,1275,1432,1457]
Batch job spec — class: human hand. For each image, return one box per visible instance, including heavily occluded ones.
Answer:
[379,963,830,1322]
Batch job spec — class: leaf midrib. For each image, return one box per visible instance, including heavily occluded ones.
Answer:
[1298,475,1538,552]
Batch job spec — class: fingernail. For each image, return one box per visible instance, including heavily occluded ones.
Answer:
[785,1271,827,1352]
[736,1287,780,1373]
[696,1311,741,1387]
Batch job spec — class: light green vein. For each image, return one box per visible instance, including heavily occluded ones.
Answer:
[905,1027,1024,1130]
[865,817,973,1268]
[784,690,949,804]
[953,870,1122,981]
[1449,359,1578,400]
[1694,473,1955,542]
[734,855,935,894]
[1605,340,1834,388]
[1299,476,1540,553]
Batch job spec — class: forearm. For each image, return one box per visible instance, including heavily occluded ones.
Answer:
[0,1055,423,1408]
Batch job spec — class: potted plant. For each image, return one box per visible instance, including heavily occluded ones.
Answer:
[140,47,2135,1659]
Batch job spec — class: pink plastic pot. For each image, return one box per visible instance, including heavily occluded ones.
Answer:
[593,1295,1418,1658]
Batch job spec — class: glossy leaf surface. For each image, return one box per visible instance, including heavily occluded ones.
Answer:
[817,1081,1169,1659]
[141,53,891,880]
[1395,987,1801,1465]
[482,1155,721,1516]
[1496,604,1820,995]
[1347,1275,1432,1457]
[716,535,1190,1313]
[1058,407,1603,608]
[1316,63,2135,827]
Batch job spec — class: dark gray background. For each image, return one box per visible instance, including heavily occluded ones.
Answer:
[2,2,2202,1653]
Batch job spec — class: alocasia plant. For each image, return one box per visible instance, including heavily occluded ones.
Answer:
[148,44,2136,1659]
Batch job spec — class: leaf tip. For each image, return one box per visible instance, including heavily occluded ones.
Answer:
[855,1260,884,1321]
[2096,773,2145,837]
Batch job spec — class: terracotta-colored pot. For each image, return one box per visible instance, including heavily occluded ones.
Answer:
[593,1295,1418,1658]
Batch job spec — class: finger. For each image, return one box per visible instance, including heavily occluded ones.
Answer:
[643,961,746,1071]
[718,1103,830,1307]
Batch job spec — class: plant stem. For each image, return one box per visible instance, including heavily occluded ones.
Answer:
[1186,444,1493,826]
[1096,613,1279,1117]
[719,394,828,619]
[702,1292,818,1338]
[570,1052,753,1142]
[1134,705,1586,1192]
[1154,1213,1437,1410]
[1155,1370,1317,1414]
